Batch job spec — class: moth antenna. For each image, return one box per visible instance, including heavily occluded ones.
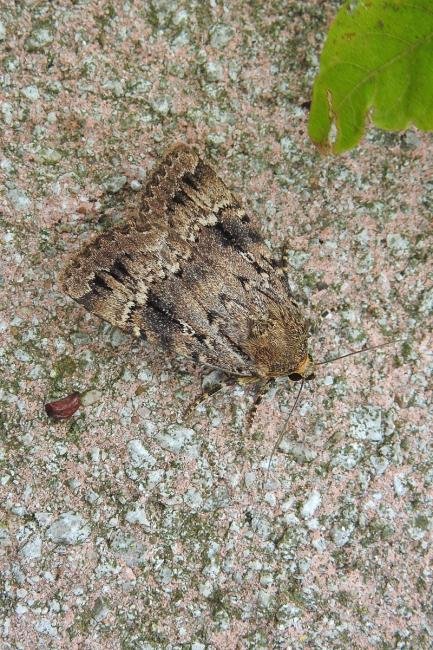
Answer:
[262,379,304,493]
[316,340,399,366]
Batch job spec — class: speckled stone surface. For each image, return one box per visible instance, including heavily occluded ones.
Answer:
[1,2,432,648]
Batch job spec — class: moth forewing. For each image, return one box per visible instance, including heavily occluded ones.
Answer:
[61,145,312,381]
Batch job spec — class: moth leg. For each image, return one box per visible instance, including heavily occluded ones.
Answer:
[274,238,298,275]
[183,375,236,419]
[244,379,274,434]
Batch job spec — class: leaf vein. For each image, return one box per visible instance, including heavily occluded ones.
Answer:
[333,31,433,112]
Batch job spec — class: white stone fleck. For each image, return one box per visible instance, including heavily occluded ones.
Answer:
[264,492,276,507]
[419,287,433,315]
[370,455,389,475]
[54,442,68,456]
[85,490,99,504]
[393,474,407,496]
[350,406,384,441]
[387,233,410,256]
[0,527,12,549]
[260,573,274,587]
[306,517,319,531]
[332,443,363,470]
[258,590,272,608]
[151,97,170,115]
[68,479,81,494]
[127,439,156,468]
[184,488,203,510]
[173,9,189,25]
[125,506,150,528]
[312,537,327,552]
[146,469,164,487]
[49,599,60,613]
[2,102,13,124]
[137,367,152,382]
[279,439,317,463]
[0,158,12,174]
[332,526,353,547]
[39,147,61,163]
[81,389,102,406]
[244,471,256,489]
[201,369,225,392]
[103,175,127,193]
[35,512,52,527]
[206,132,226,147]
[21,85,39,100]
[92,598,110,622]
[205,60,224,81]
[301,490,321,519]
[102,79,123,97]
[34,618,57,637]
[210,23,234,48]
[20,535,42,560]
[26,26,54,50]
[156,425,194,453]
[47,513,90,545]
[7,188,31,211]
[199,581,213,597]
[122,368,135,382]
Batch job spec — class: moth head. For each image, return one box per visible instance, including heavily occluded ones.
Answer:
[288,354,315,382]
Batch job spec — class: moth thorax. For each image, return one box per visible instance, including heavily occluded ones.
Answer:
[246,320,309,379]
[288,355,315,382]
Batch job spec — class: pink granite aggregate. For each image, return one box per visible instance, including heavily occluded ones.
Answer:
[1,1,432,648]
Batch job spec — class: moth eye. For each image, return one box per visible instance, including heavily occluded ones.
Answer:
[306,373,315,381]
[288,372,303,382]
[241,214,250,224]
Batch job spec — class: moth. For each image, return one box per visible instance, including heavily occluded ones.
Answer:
[61,144,315,401]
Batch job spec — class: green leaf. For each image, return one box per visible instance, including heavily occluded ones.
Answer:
[308,0,433,153]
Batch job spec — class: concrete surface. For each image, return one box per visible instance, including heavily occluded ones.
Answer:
[1,1,432,648]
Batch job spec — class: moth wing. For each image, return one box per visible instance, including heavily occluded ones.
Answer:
[130,145,301,374]
[60,224,172,335]
[59,145,200,333]
[130,144,263,244]
[61,145,301,377]
[60,220,259,375]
